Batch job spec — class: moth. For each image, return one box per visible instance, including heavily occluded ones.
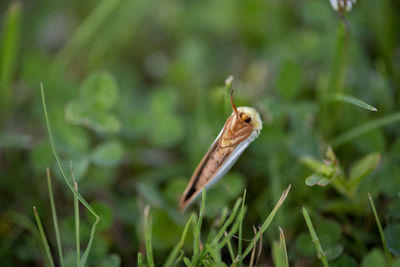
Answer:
[180,90,262,211]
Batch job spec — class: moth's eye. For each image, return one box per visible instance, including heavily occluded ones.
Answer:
[244,117,251,123]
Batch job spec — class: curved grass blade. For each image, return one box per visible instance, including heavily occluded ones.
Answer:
[41,84,100,266]
[238,189,246,259]
[33,207,55,267]
[331,93,377,112]
[163,214,195,267]
[70,163,81,267]
[144,206,154,267]
[46,168,64,267]
[239,185,291,262]
[330,111,400,148]
[368,193,392,265]
[302,207,329,267]
[55,0,123,68]
[0,2,21,118]
[192,189,206,264]
[201,197,243,258]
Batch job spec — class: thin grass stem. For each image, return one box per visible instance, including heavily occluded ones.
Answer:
[238,189,246,259]
[144,206,154,267]
[33,207,55,267]
[330,111,400,147]
[41,84,100,267]
[368,193,392,265]
[46,167,64,267]
[239,185,291,262]
[224,232,236,262]
[302,207,329,267]
[163,214,195,267]
[54,0,122,68]
[71,163,80,267]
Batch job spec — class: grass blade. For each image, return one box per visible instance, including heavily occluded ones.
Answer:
[238,189,247,259]
[239,185,291,262]
[330,111,400,148]
[279,227,289,267]
[368,193,393,265]
[302,207,329,267]
[137,252,143,267]
[249,226,257,267]
[41,84,100,266]
[33,207,55,267]
[55,0,122,68]
[193,189,206,261]
[163,214,195,267]
[224,232,236,262]
[0,2,21,119]
[144,206,154,267]
[202,197,243,257]
[273,227,289,267]
[331,93,377,112]
[224,75,234,115]
[70,163,81,267]
[172,250,184,267]
[46,167,64,267]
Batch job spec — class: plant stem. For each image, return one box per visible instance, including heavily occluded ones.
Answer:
[302,207,329,267]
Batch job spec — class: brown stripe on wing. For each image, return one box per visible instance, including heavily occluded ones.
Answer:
[179,141,234,211]
[179,113,253,211]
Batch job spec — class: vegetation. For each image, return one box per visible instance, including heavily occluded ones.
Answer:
[0,0,399,266]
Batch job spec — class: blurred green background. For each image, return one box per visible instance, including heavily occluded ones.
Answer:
[0,0,399,266]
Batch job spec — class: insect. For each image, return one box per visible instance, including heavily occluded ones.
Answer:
[180,89,262,211]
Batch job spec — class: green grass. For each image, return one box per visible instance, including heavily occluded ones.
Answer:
[302,207,329,267]
[2,0,400,265]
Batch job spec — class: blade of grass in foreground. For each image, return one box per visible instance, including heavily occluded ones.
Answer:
[368,193,392,265]
[202,197,243,258]
[54,0,122,68]
[41,84,100,267]
[163,214,195,267]
[70,164,81,267]
[330,111,400,148]
[302,207,329,267]
[144,206,154,267]
[193,189,206,263]
[137,252,143,267]
[238,189,247,259]
[331,93,377,112]
[33,207,55,267]
[279,227,289,267]
[238,185,291,262]
[273,227,289,267]
[0,2,21,118]
[46,168,64,267]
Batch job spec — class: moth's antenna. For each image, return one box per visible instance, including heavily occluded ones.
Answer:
[230,89,238,113]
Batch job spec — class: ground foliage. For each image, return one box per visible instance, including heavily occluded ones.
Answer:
[0,0,400,266]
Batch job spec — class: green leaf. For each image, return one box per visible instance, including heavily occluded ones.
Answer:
[361,248,386,267]
[331,254,357,267]
[65,71,121,133]
[88,202,113,232]
[331,93,378,111]
[325,244,344,261]
[99,254,121,267]
[81,71,118,109]
[384,224,400,256]
[349,153,380,189]
[306,173,331,187]
[90,140,124,167]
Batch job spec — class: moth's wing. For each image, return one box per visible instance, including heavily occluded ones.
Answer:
[179,135,252,211]
[179,129,224,211]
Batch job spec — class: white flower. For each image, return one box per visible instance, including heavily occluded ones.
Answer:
[329,0,356,12]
